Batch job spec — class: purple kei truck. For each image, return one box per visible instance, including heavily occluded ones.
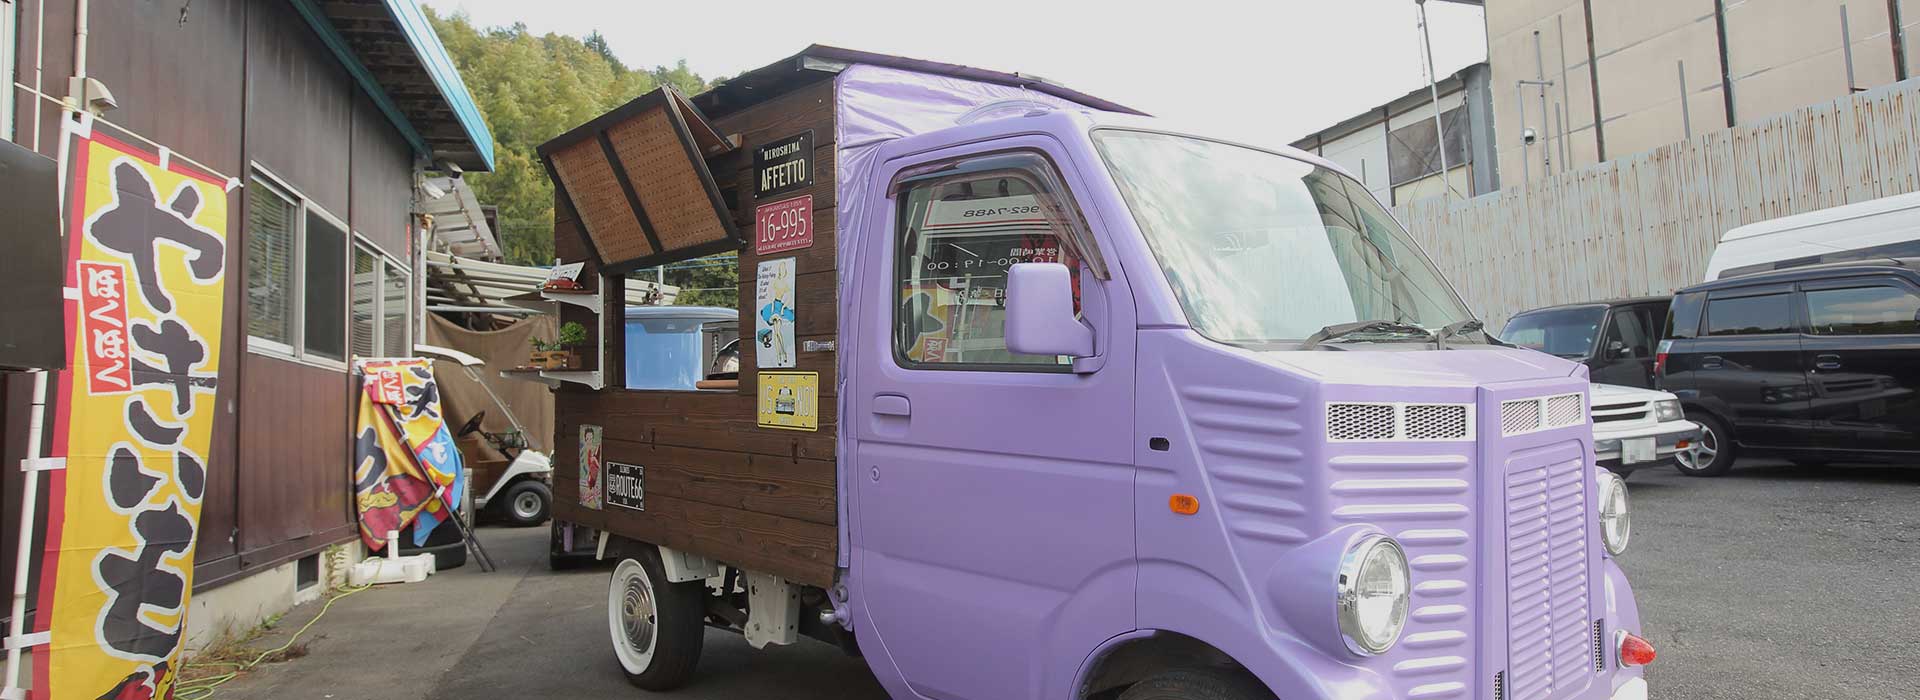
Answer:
[572,52,1653,700]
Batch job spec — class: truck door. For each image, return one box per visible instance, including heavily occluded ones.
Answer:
[1695,284,1813,447]
[1592,305,1658,388]
[849,137,1137,700]
[1797,276,1920,454]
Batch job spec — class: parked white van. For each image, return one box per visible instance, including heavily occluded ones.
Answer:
[1705,190,1920,280]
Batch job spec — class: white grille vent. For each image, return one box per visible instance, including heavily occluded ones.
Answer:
[1405,404,1470,440]
[1327,403,1396,441]
[1500,399,1542,435]
[1327,402,1475,442]
[1546,394,1586,426]
[1501,393,1587,436]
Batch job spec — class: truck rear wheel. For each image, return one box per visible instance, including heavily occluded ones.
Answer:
[1117,669,1275,700]
[607,549,704,690]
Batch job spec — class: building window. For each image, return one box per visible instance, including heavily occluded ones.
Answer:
[1387,106,1469,186]
[891,151,1097,370]
[245,170,348,367]
[350,239,411,360]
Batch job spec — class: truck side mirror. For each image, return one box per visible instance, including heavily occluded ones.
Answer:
[1005,263,1093,358]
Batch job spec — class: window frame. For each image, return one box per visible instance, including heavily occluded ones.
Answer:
[887,148,1105,374]
[1798,277,1920,337]
[244,165,350,372]
[1703,285,1799,337]
[350,234,412,360]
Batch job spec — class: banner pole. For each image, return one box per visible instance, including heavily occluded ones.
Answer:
[3,368,53,700]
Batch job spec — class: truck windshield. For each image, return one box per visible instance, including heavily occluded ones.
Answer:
[1092,130,1474,345]
[1499,306,1604,359]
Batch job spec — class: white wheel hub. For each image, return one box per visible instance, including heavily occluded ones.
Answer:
[608,559,659,674]
[512,490,543,520]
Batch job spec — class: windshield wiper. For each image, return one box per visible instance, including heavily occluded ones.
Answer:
[1432,318,1484,350]
[1299,320,1433,349]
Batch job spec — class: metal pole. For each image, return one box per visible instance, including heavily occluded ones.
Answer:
[1517,82,1531,186]
[1534,29,1553,175]
[1556,105,1569,170]
[1843,4,1860,92]
[1679,60,1694,139]
[1417,0,1453,199]
[2,371,51,700]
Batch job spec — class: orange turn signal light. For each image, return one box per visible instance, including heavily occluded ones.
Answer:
[1169,494,1199,515]
[1618,632,1656,667]
[1675,440,1690,449]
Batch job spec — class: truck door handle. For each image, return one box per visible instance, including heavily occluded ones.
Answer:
[1814,354,1843,371]
[873,394,912,417]
[1701,355,1723,369]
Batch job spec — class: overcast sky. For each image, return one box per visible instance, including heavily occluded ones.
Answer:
[421,0,1488,149]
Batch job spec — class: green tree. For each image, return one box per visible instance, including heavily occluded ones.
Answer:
[426,10,713,269]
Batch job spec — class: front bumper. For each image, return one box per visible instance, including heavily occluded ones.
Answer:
[1596,421,1700,472]
[1611,677,1649,700]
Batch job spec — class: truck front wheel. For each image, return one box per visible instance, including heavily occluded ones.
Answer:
[607,550,704,690]
[1118,669,1275,700]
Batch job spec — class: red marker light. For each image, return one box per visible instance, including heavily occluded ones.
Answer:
[1618,632,1657,667]
[1653,340,1673,380]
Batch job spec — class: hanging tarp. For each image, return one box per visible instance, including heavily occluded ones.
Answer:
[351,358,465,551]
[539,86,740,272]
[36,119,235,700]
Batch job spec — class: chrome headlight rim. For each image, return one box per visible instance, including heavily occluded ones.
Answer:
[1653,399,1683,422]
[1335,534,1410,656]
[1599,471,1632,556]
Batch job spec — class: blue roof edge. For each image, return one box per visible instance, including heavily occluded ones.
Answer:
[383,0,496,171]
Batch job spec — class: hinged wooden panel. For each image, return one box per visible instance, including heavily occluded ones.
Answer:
[539,87,742,273]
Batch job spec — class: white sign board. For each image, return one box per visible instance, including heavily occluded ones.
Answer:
[755,257,796,368]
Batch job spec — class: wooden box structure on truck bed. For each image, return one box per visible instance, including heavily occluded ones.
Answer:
[539,46,1141,588]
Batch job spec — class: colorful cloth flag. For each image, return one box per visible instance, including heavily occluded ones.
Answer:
[353,358,465,549]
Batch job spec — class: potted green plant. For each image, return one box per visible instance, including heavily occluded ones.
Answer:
[529,321,588,370]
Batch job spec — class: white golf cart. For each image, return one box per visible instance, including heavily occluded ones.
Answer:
[415,344,554,526]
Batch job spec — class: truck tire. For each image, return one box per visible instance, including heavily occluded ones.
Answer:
[1675,411,1735,477]
[1117,669,1275,700]
[608,548,704,690]
[499,479,551,527]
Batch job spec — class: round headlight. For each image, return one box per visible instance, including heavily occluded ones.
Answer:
[1336,535,1410,655]
[1599,471,1631,555]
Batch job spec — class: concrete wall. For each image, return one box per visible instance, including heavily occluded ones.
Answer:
[1486,0,1909,187]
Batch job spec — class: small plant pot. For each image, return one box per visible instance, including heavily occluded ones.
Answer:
[530,350,578,370]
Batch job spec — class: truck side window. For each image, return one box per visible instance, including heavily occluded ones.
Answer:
[893,152,1096,369]
[1805,285,1920,335]
[1605,308,1651,357]
[1705,293,1791,336]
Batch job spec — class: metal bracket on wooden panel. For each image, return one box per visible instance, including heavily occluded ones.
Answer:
[658,545,721,583]
[20,457,64,472]
[744,571,800,649]
[595,529,609,561]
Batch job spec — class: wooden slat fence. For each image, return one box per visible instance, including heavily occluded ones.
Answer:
[1396,79,1920,331]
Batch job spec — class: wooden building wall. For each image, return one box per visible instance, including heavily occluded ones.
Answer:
[551,78,842,587]
[2,0,420,602]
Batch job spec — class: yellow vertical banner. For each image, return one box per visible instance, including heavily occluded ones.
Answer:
[34,126,232,699]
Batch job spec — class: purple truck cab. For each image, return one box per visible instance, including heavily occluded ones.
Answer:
[596,59,1650,700]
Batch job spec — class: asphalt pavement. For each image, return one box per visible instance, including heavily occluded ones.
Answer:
[214,458,1919,700]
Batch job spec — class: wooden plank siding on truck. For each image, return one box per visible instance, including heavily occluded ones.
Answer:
[550,77,842,587]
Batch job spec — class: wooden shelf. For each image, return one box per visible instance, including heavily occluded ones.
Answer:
[499,367,605,391]
[503,287,602,313]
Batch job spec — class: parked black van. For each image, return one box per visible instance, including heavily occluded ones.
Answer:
[1501,296,1671,388]
[1657,258,1920,475]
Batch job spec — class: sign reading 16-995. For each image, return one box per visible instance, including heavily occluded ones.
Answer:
[755,195,813,254]
[754,130,813,199]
